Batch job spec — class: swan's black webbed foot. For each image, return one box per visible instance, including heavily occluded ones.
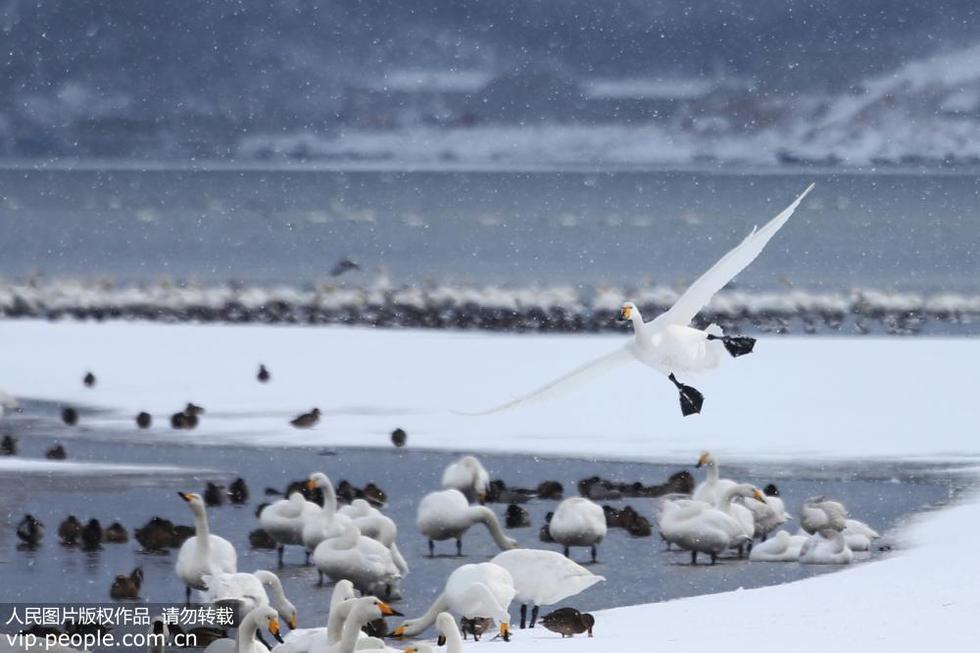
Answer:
[690,550,697,565]
[707,334,756,357]
[668,373,704,416]
[456,538,463,557]
[428,539,434,557]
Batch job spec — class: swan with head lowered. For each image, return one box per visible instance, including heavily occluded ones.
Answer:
[393,563,515,641]
[547,497,607,562]
[491,549,604,628]
[202,570,297,630]
[749,530,808,562]
[261,491,321,566]
[312,520,402,600]
[799,529,854,564]
[337,499,409,575]
[800,496,849,534]
[175,492,237,603]
[416,489,517,556]
[461,184,814,417]
[441,456,491,503]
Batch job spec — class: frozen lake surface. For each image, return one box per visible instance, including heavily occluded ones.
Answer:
[0,427,956,641]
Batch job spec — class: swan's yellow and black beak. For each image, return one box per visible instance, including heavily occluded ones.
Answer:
[306,479,317,491]
[379,602,403,617]
[500,623,510,641]
[437,634,447,646]
[288,614,297,630]
[752,489,767,503]
[695,453,709,468]
[177,492,191,502]
[269,618,283,643]
[392,625,406,638]
[619,305,632,321]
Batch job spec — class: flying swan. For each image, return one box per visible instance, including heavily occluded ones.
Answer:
[465,184,814,416]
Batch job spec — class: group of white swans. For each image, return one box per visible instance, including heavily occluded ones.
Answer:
[174,455,606,653]
[658,452,881,565]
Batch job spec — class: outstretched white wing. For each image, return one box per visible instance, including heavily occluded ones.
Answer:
[651,184,814,329]
[458,344,635,416]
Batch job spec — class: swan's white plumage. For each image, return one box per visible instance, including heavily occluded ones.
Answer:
[338,499,409,574]
[416,489,516,552]
[799,529,854,564]
[204,605,279,653]
[175,493,237,591]
[800,497,849,534]
[395,563,515,637]
[842,518,880,551]
[466,184,814,414]
[548,497,607,548]
[202,570,296,628]
[262,492,321,547]
[441,456,490,502]
[692,452,738,505]
[491,549,604,605]
[312,522,401,599]
[749,530,808,562]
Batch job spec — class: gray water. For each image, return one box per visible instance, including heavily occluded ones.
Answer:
[0,414,957,644]
[0,165,978,293]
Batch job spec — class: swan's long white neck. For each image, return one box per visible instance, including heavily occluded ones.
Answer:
[469,506,514,550]
[318,479,338,518]
[704,459,719,484]
[442,619,465,653]
[628,307,645,332]
[190,505,211,556]
[236,611,259,653]
[337,602,376,653]
[327,599,354,646]
[401,593,450,636]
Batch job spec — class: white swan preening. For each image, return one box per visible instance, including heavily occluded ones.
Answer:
[547,497,607,562]
[175,492,237,602]
[800,496,849,534]
[739,483,791,540]
[799,529,854,565]
[466,184,814,417]
[338,498,409,575]
[491,549,605,628]
[312,520,402,599]
[261,491,320,566]
[202,570,297,629]
[203,605,283,653]
[748,530,808,562]
[658,485,765,564]
[416,489,517,556]
[393,562,515,640]
[441,455,491,503]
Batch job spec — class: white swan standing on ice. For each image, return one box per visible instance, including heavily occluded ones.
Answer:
[416,489,517,556]
[302,473,353,555]
[799,529,854,564]
[749,530,808,562]
[175,492,237,603]
[202,570,297,630]
[713,484,762,555]
[491,549,605,628]
[800,496,849,534]
[658,486,764,564]
[547,497,607,562]
[312,520,402,599]
[261,491,321,566]
[464,184,814,417]
[393,563,516,640]
[692,451,738,505]
[441,456,491,503]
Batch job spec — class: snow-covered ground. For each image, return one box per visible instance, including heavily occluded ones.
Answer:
[0,320,977,648]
